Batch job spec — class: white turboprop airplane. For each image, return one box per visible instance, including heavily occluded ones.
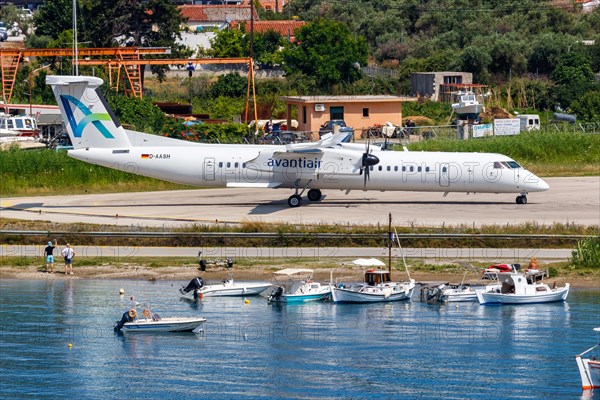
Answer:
[47,75,549,207]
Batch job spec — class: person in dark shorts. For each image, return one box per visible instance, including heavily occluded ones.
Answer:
[61,244,75,275]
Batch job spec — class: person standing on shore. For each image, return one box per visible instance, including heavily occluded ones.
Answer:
[43,239,57,273]
[61,244,75,275]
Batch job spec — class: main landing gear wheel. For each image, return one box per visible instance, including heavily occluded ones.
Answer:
[516,195,528,204]
[288,194,302,208]
[307,189,322,202]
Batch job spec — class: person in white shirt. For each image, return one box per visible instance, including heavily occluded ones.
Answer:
[61,244,75,275]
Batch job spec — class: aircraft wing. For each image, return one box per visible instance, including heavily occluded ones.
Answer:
[246,147,362,176]
[283,132,351,152]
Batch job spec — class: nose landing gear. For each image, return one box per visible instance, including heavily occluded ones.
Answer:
[288,194,302,207]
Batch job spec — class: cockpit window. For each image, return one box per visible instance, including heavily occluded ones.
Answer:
[493,162,504,169]
[506,161,521,169]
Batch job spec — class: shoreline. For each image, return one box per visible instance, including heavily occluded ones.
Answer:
[1,265,598,289]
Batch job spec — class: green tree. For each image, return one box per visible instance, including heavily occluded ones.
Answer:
[207,29,247,58]
[204,26,285,68]
[457,46,492,83]
[488,34,528,76]
[282,19,368,90]
[252,29,286,67]
[34,0,73,39]
[551,53,595,107]
[527,33,573,75]
[210,73,247,98]
[33,0,186,80]
[569,91,600,122]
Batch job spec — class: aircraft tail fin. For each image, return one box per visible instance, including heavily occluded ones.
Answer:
[46,75,131,149]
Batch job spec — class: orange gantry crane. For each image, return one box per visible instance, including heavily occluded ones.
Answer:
[0,47,257,124]
[0,47,170,103]
[77,57,257,123]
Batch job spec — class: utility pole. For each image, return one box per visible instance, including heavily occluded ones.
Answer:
[249,0,254,60]
[72,0,78,76]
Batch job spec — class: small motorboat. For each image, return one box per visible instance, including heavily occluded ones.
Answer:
[180,276,271,299]
[575,327,600,390]
[330,269,415,303]
[432,283,489,303]
[425,264,493,303]
[267,268,331,303]
[476,272,569,305]
[114,306,206,333]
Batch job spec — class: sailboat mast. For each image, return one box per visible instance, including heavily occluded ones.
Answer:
[388,212,392,276]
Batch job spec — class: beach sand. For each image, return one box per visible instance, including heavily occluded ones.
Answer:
[1,264,597,289]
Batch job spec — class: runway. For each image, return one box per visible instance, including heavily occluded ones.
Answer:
[1,177,598,228]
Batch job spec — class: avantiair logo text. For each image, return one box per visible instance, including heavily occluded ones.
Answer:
[60,95,114,139]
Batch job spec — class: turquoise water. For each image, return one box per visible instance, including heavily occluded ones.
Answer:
[0,279,598,399]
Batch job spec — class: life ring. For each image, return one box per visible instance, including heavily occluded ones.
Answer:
[128,308,137,319]
[142,309,152,319]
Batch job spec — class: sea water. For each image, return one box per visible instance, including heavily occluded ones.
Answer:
[0,279,598,399]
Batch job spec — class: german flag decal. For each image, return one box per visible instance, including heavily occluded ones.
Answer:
[141,154,150,159]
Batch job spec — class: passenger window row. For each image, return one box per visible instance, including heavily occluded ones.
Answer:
[369,165,436,173]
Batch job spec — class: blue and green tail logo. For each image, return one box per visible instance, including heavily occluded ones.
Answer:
[60,95,114,139]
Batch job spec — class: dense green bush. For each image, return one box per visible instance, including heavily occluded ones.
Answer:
[105,91,169,134]
[570,237,600,269]
[210,73,248,98]
[569,91,600,122]
[161,120,249,143]
[403,100,452,124]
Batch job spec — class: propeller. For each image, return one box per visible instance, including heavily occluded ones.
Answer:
[360,140,380,189]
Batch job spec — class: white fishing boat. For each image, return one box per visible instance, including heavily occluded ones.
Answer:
[267,268,331,303]
[452,91,483,120]
[331,269,415,303]
[180,276,271,299]
[575,327,600,390]
[114,306,206,333]
[476,272,569,305]
[330,219,415,304]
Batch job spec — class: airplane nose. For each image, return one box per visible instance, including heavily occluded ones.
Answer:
[537,177,550,191]
[524,173,550,192]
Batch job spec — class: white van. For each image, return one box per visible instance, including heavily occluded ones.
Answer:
[19,8,33,19]
[518,114,540,131]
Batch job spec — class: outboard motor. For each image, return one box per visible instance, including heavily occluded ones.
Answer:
[268,286,285,303]
[114,311,133,331]
[180,277,204,294]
